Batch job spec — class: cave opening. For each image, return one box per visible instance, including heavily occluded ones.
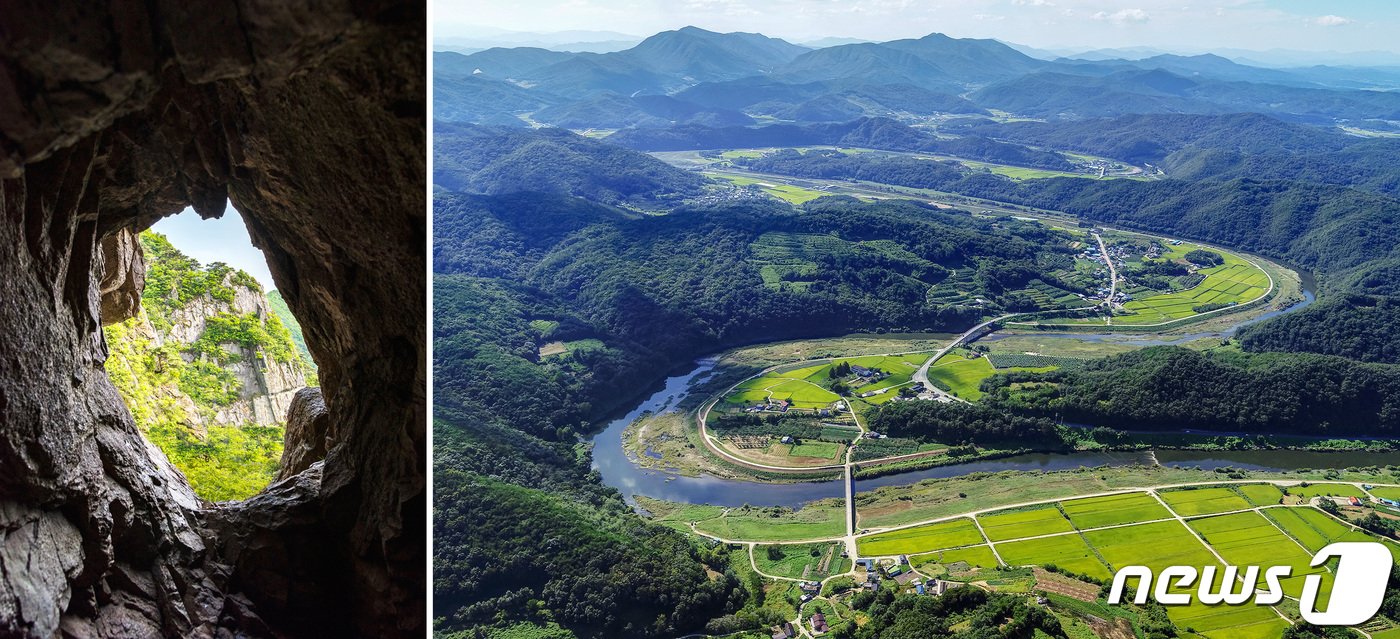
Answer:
[102,203,320,503]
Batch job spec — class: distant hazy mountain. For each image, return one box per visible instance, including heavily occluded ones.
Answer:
[434,29,641,53]
[532,92,753,129]
[433,73,561,125]
[778,33,1043,89]
[972,67,1400,121]
[433,27,1400,131]
[1064,46,1174,61]
[613,26,808,81]
[996,40,1075,61]
[778,42,960,90]
[438,47,576,78]
[799,37,874,49]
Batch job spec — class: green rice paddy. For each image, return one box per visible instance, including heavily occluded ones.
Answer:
[843,486,1400,638]
[857,518,984,556]
[977,505,1074,542]
[997,533,1111,580]
[1159,486,1253,516]
[1286,483,1369,498]
[719,351,935,410]
[1060,492,1172,529]
[1237,483,1285,506]
[713,173,829,203]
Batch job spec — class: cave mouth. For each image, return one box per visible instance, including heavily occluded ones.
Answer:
[102,204,320,503]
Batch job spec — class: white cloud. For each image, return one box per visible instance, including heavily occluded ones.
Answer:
[1091,8,1150,24]
[1314,14,1352,27]
[974,13,1006,21]
[1011,0,1054,6]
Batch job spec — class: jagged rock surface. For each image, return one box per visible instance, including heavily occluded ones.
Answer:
[276,389,334,481]
[0,2,424,637]
[98,229,145,326]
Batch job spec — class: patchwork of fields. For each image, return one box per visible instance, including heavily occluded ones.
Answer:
[924,350,1057,401]
[712,173,830,204]
[1050,239,1272,327]
[719,351,935,411]
[852,483,1400,639]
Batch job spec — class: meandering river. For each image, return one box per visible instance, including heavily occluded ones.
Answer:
[589,269,1358,509]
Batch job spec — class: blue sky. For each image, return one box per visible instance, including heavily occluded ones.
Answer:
[152,204,277,290]
[438,0,1400,55]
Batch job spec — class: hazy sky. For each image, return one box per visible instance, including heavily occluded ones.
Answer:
[152,204,277,290]
[438,0,1400,54]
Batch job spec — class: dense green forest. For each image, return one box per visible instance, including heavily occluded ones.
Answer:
[432,275,744,637]
[817,586,1068,639]
[436,190,1088,362]
[434,123,706,207]
[871,346,1400,441]
[266,289,317,378]
[979,347,1400,437]
[105,232,307,501]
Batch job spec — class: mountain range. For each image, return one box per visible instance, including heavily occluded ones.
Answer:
[438,26,1400,132]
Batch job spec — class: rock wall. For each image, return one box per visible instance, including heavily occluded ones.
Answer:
[0,2,424,637]
[162,270,307,429]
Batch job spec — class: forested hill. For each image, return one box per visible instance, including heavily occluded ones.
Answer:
[104,232,313,501]
[960,112,1400,197]
[433,123,705,207]
[730,147,1400,364]
[978,347,1400,437]
[607,117,1074,170]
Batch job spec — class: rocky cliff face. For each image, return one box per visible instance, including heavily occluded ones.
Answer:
[0,2,424,637]
[108,232,311,433]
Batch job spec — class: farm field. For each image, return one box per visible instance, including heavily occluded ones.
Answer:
[953,158,1091,181]
[639,497,848,542]
[1238,483,1285,506]
[1051,240,1271,327]
[924,353,996,400]
[711,172,830,204]
[1158,486,1253,516]
[857,518,984,556]
[982,333,1144,360]
[657,480,1400,638]
[789,440,843,460]
[1077,519,1290,638]
[753,541,851,580]
[853,491,1400,639]
[913,545,1001,570]
[1121,240,1270,325]
[1286,482,1369,498]
[719,352,936,411]
[1264,506,1370,552]
[996,534,1111,580]
[1370,486,1400,501]
[977,505,1074,542]
[925,350,1058,401]
[1060,492,1172,529]
[1187,511,1327,600]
